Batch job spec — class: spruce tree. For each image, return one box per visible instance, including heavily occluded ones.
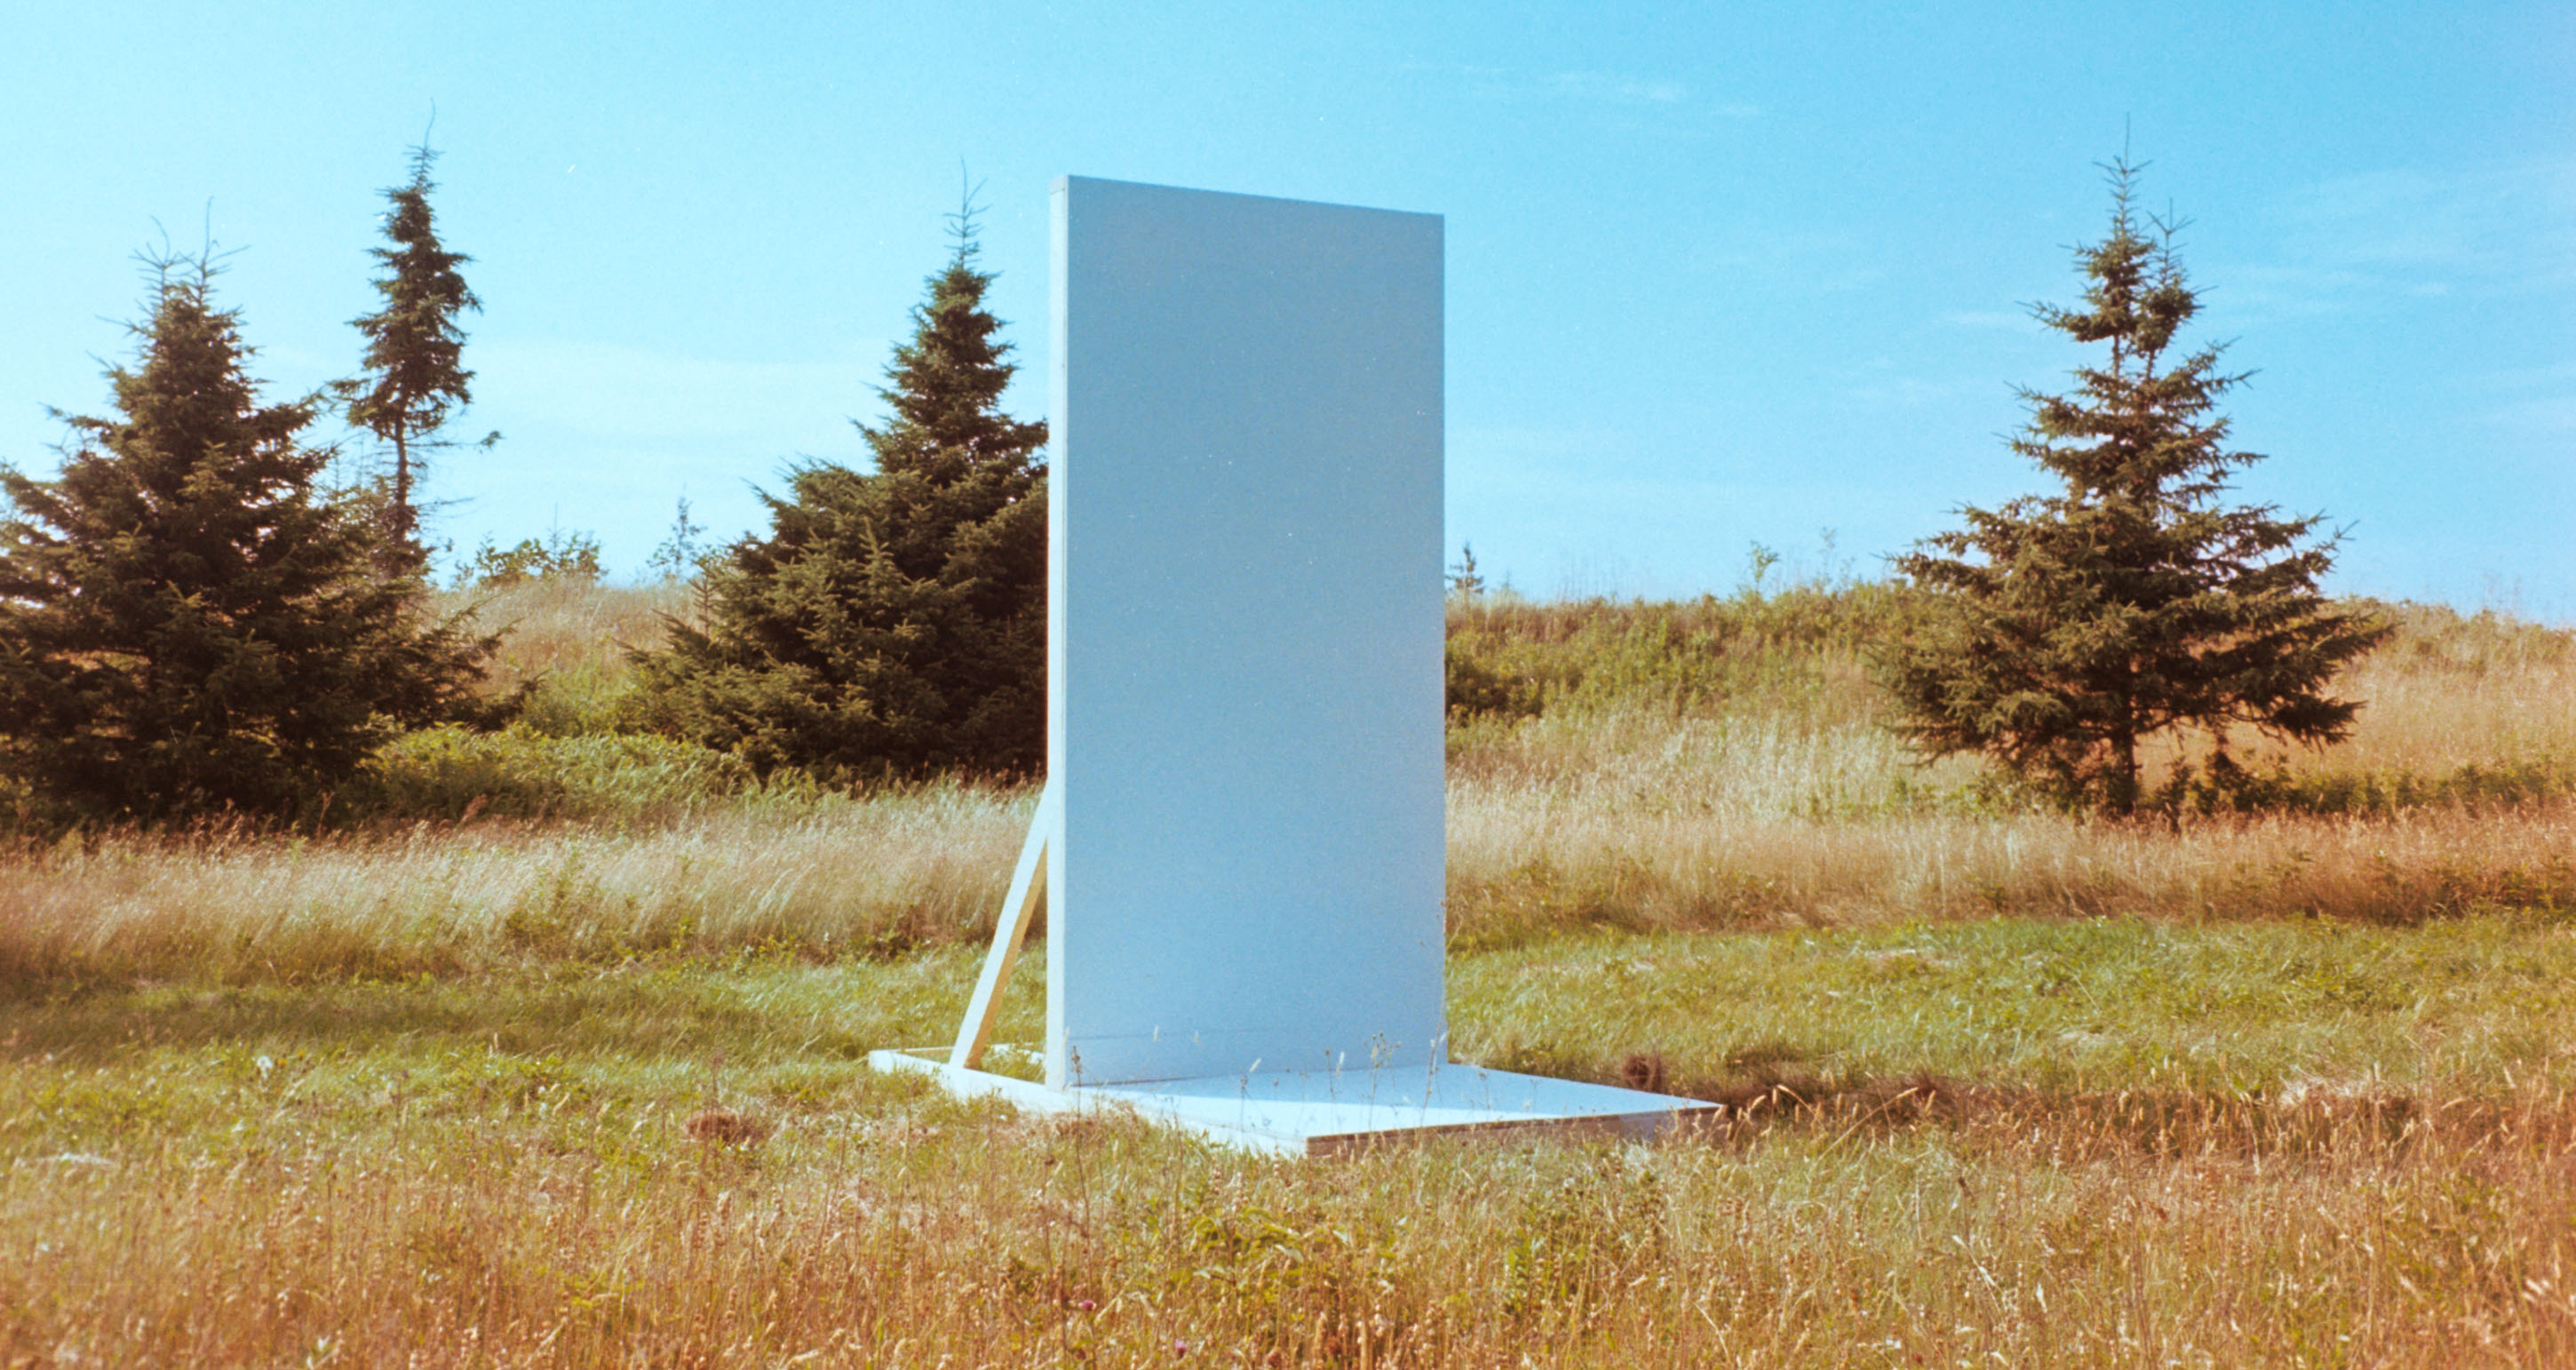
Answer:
[1882,158,2390,816]
[0,251,497,825]
[341,138,483,550]
[630,195,1047,778]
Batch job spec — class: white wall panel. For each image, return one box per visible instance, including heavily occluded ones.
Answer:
[1046,177,1445,1086]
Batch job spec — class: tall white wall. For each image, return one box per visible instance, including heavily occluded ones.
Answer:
[1046,177,1446,1086]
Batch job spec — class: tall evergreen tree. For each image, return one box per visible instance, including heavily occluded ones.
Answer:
[340,137,484,550]
[630,194,1047,778]
[1881,158,2390,816]
[0,251,497,825]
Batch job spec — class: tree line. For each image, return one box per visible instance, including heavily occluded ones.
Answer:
[0,147,2382,830]
[0,143,1046,828]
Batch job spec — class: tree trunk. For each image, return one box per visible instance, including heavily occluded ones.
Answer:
[391,426,414,546]
[2108,725,2139,816]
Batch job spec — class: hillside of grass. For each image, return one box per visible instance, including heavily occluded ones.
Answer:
[5,579,2572,1365]
[6,578,2566,985]
[1443,588,2574,949]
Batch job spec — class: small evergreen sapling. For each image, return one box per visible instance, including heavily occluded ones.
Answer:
[1882,158,2390,816]
[1447,543,1486,599]
[648,494,707,581]
[0,251,497,824]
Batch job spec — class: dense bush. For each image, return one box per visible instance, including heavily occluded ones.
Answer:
[629,211,1045,781]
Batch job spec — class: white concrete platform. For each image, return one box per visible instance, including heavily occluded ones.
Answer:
[869,1047,1722,1158]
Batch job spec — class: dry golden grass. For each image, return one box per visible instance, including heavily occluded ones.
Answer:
[0,786,1029,984]
[435,576,688,700]
[2333,601,2576,773]
[2,575,1025,979]
[1448,761,2576,946]
[1443,603,2576,947]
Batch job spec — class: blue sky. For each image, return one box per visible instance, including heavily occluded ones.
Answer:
[4,2,2569,617]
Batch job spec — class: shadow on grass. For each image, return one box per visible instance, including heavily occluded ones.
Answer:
[1599,1047,2572,1160]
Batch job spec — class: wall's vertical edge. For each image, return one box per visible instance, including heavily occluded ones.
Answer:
[1428,212,1451,1063]
[1045,176,1073,1091]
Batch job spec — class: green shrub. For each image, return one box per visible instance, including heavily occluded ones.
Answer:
[344,724,756,824]
[1443,583,1924,722]
[453,529,604,589]
[2154,753,2576,820]
[512,664,634,739]
[1445,639,1545,721]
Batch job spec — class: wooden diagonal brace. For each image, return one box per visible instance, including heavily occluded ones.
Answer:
[950,779,1056,1070]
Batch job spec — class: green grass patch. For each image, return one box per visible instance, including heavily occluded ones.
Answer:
[1450,912,2576,1098]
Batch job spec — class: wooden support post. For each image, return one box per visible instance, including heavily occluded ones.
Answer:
[951,780,1055,1070]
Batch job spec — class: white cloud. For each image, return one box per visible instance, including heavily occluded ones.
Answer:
[1682,223,1883,294]
[2481,394,2576,436]
[1845,374,1979,408]
[2225,158,2576,318]
[2461,361,2576,436]
[472,338,882,445]
[1941,309,2034,331]
[1405,60,1754,118]
[1545,71,1690,108]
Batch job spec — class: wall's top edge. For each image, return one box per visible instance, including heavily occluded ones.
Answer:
[1057,173,1441,224]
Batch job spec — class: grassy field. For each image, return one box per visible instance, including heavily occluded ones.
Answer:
[4,579,2572,1365]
